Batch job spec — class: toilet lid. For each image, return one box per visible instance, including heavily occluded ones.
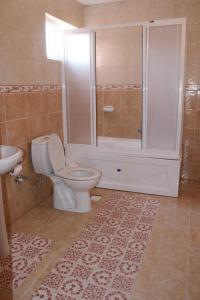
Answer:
[48,134,65,173]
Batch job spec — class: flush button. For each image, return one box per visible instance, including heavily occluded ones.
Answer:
[116,169,122,172]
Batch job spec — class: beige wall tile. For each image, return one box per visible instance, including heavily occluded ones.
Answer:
[104,91,122,107]
[184,109,196,129]
[104,124,124,138]
[5,93,27,121]
[0,94,5,123]
[27,92,45,117]
[96,27,142,85]
[195,110,200,129]
[97,123,103,136]
[28,114,49,140]
[44,90,62,114]
[20,142,31,163]
[104,106,121,125]
[47,112,63,140]
[124,125,140,139]
[0,123,7,144]
[98,88,142,139]
[185,91,197,110]
[1,56,22,85]
[44,61,62,85]
[6,118,29,145]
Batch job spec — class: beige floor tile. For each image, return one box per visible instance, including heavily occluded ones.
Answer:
[159,197,177,209]
[148,242,188,273]
[134,266,187,300]
[8,215,49,236]
[133,264,170,300]
[161,224,189,247]
[37,211,92,242]
[190,198,200,213]
[190,211,200,228]
[189,248,200,275]
[166,271,187,300]
[24,203,57,221]
[154,206,177,226]
[4,183,200,300]
[176,196,190,211]
[190,227,200,249]
[187,274,200,300]
[174,208,190,226]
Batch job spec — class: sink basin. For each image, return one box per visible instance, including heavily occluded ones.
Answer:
[0,145,23,175]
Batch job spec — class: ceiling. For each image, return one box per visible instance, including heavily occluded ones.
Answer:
[78,0,123,5]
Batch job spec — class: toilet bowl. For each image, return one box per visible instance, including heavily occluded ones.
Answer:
[31,134,101,213]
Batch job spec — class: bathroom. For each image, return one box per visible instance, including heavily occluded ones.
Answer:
[0,0,200,299]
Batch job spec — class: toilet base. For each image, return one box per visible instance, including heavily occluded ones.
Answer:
[74,191,91,213]
[53,180,91,213]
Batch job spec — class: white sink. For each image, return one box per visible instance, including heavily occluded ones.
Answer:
[0,145,23,175]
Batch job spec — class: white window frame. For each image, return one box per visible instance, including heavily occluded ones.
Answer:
[45,13,76,61]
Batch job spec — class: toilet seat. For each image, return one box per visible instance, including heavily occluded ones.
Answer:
[48,134,66,173]
[48,134,101,182]
[56,167,101,181]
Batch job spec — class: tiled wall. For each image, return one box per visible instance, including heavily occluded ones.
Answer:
[84,0,200,182]
[0,0,83,85]
[97,87,142,139]
[96,27,142,85]
[182,87,200,181]
[0,0,84,225]
[0,87,63,225]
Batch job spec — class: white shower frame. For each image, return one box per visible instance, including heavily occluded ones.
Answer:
[62,18,186,197]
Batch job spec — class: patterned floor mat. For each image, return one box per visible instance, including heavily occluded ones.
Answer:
[32,191,160,300]
[0,232,54,290]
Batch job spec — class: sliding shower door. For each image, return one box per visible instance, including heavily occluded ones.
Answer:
[95,26,143,143]
[64,29,96,145]
[143,21,185,156]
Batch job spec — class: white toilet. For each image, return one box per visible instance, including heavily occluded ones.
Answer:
[31,134,101,213]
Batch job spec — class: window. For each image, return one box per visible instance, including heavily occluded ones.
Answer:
[45,13,76,61]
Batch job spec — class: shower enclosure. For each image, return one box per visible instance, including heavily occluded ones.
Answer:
[62,18,186,197]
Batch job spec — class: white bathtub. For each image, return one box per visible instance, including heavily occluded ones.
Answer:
[67,137,181,197]
[97,136,142,149]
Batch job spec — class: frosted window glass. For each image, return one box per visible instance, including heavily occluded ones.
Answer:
[146,25,181,150]
[45,14,76,61]
[65,32,93,144]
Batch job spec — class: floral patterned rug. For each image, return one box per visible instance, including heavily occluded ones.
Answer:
[32,191,160,300]
[0,233,54,290]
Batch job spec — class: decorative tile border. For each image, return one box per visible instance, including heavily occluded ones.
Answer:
[0,85,61,93]
[97,84,142,90]
[97,84,200,91]
[185,84,200,91]
[1,84,199,93]
[0,233,54,290]
[32,191,160,300]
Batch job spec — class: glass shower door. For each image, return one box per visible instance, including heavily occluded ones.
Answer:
[143,21,185,157]
[64,29,96,145]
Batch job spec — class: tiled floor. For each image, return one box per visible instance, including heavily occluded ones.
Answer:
[1,181,200,300]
